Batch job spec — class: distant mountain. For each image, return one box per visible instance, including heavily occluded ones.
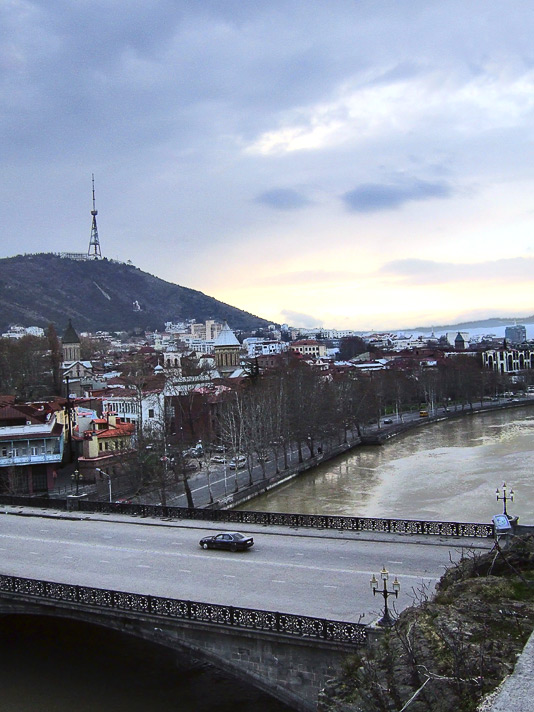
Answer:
[0,253,270,334]
[412,315,534,333]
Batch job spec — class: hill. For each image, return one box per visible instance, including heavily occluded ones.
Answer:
[0,253,270,334]
[412,315,534,332]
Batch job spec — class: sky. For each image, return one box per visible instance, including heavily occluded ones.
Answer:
[2,1,534,331]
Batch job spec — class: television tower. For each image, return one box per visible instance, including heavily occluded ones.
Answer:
[87,174,102,259]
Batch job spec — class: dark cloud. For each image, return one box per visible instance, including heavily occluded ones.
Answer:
[342,179,452,212]
[255,188,311,210]
[280,309,323,328]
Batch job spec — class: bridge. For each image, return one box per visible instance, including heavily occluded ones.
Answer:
[0,573,365,712]
[0,499,495,710]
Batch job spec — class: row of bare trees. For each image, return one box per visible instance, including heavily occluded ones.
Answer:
[214,354,523,479]
[125,352,527,506]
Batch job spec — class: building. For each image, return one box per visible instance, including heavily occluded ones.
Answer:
[61,321,94,396]
[289,340,328,358]
[213,323,242,377]
[0,404,64,495]
[505,324,527,345]
[76,413,135,480]
[481,348,534,373]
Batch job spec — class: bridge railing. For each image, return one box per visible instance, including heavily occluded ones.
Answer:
[0,574,367,647]
[0,495,495,537]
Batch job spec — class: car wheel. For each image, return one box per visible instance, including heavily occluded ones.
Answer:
[230,543,237,552]
[202,543,209,550]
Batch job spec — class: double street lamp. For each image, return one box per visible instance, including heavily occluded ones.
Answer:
[370,566,401,626]
[496,482,514,518]
[71,468,82,496]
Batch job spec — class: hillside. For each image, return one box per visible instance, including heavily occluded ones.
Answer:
[0,253,270,333]
[413,315,534,332]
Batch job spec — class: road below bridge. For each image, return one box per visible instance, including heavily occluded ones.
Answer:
[0,508,493,624]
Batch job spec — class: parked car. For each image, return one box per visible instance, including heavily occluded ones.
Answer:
[383,418,393,424]
[211,455,226,464]
[228,455,246,469]
[199,531,254,552]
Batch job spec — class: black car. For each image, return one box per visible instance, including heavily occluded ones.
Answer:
[199,531,254,552]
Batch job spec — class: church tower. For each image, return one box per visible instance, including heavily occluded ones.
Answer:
[214,323,241,376]
[61,320,81,363]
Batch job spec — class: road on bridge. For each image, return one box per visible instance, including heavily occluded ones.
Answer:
[0,511,492,625]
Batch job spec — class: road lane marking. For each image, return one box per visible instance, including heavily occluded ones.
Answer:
[272,579,286,583]
[223,574,235,579]
[0,534,459,581]
[100,560,111,564]
[136,565,151,569]
[324,585,337,589]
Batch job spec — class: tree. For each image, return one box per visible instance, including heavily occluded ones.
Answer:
[46,323,62,395]
[338,336,368,360]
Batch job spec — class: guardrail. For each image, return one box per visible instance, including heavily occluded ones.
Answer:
[0,574,367,647]
[0,496,495,537]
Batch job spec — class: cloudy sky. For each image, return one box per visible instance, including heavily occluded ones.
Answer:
[2,1,534,331]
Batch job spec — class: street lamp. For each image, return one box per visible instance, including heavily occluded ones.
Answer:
[370,566,401,626]
[96,468,112,503]
[71,468,81,496]
[496,482,514,518]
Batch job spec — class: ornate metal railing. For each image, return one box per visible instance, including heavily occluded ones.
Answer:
[0,574,367,647]
[0,496,495,537]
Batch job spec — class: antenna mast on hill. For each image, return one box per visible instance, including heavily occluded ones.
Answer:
[87,174,102,259]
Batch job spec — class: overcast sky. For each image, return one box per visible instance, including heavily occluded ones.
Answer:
[2,1,534,330]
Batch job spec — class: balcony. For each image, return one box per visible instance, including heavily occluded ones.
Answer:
[0,452,63,467]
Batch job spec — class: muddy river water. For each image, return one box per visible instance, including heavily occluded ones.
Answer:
[239,406,534,524]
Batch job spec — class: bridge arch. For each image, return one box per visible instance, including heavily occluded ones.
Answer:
[0,578,365,712]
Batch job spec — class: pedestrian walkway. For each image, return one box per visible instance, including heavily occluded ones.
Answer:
[482,629,534,712]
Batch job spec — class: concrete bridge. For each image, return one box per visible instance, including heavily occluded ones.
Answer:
[0,573,365,712]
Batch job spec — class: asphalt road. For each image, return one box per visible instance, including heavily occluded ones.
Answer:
[0,511,492,624]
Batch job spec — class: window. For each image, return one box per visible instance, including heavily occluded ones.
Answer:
[148,409,155,418]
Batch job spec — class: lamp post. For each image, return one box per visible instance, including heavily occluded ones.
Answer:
[370,566,400,626]
[96,468,112,503]
[496,482,514,518]
[71,468,80,496]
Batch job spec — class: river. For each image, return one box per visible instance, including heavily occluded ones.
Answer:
[239,405,534,524]
[0,615,292,712]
